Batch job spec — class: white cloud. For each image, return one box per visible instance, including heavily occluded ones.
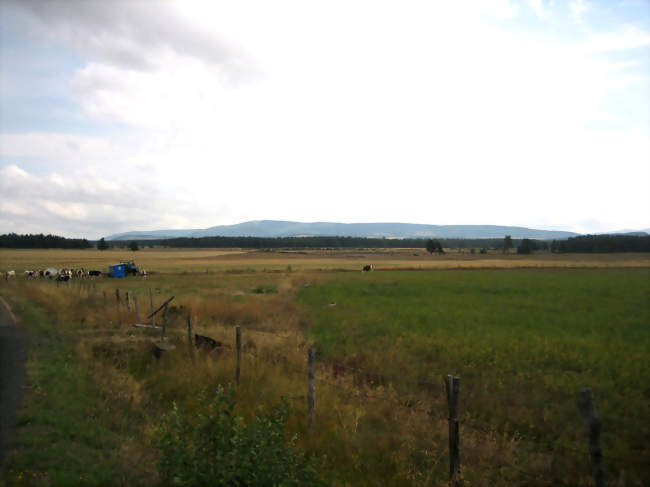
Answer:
[585,25,650,52]
[1,1,648,236]
[528,0,552,20]
[570,0,590,23]
[10,0,257,81]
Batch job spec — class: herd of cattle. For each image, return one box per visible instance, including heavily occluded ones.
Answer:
[2,268,147,281]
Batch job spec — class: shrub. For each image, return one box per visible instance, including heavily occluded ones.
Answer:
[252,284,278,294]
[157,386,325,486]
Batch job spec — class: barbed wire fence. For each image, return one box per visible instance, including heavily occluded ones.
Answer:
[14,277,649,486]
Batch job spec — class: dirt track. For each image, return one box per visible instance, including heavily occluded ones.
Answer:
[0,296,26,468]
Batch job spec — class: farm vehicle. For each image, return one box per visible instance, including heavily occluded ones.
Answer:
[108,261,140,278]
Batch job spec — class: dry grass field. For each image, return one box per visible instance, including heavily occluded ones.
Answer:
[1,248,648,486]
[2,247,648,274]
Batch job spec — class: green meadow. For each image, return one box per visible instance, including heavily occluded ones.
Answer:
[300,268,650,482]
[1,260,648,485]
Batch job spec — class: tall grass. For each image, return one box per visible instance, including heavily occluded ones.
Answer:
[1,265,648,485]
[300,268,650,485]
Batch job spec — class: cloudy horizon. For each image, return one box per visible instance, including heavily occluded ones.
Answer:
[1,0,648,239]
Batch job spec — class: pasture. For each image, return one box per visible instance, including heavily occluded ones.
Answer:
[0,249,648,486]
[2,247,649,274]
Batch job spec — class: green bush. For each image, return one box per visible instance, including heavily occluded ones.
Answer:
[157,386,325,486]
[251,284,278,294]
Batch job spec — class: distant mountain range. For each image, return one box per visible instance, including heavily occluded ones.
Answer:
[105,220,591,241]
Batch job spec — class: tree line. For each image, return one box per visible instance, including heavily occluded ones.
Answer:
[2,232,647,253]
[133,236,525,250]
[0,233,92,249]
[550,234,650,253]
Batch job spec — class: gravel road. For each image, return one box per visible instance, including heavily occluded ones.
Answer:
[0,297,26,467]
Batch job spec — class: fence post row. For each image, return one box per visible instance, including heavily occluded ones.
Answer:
[578,388,605,487]
[445,375,462,486]
[236,325,242,385]
[52,279,615,486]
[308,347,316,429]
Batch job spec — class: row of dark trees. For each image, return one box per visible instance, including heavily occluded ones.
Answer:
[2,233,648,253]
[0,233,92,249]
[550,234,650,253]
[132,236,525,250]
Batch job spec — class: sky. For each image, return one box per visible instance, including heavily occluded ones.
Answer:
[0,0,648,239]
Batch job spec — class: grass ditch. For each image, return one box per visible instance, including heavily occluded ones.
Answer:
[0,291,156,486]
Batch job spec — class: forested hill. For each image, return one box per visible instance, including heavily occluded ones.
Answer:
[106,220,579,240]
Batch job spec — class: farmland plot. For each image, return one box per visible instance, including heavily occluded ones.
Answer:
[1,253,648,485]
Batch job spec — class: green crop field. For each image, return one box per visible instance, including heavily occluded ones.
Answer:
[300,268,650,484]
[1,251,648,486]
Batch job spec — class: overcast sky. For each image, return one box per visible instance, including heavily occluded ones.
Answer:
[1,0,648,239]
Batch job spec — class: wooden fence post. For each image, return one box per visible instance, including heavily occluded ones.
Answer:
[235,325,241,385]
[149,288,155,328]
[308,347,316,429]
[103,290,107,309]
[187,315,195,364]
[93,283,98,306]
[445,375,462,486]
[126,291,131,311]
[134,294,141,323]
[115,288,121,324]
[160,303,169,341]
[578,388,605,487]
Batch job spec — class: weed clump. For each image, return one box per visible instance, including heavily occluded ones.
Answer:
[157,385,326,486]
[251,284,278,294]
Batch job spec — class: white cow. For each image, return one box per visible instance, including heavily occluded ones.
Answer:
[44,268,59,279]
[6,270,16,278]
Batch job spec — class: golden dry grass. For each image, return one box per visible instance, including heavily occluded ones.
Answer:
[1,247,648,274]
[2,249,648,485]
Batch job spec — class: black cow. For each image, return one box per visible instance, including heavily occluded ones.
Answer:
[88,270,102,277]
[56,274,70,282]
[195,334,222,351]
[362,264,374,272]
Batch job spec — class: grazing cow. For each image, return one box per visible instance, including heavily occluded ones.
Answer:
[24,270,36,278]
[362,264,374,272]
[195,334,222,351]
[6,270,16,279]
[88,270,102,278]
[139,269,147,278]
[75,269,84,278]
[44,268,58,279]
[56,274,70,282]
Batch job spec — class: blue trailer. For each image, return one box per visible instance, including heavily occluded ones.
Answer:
[109,264,126,278]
